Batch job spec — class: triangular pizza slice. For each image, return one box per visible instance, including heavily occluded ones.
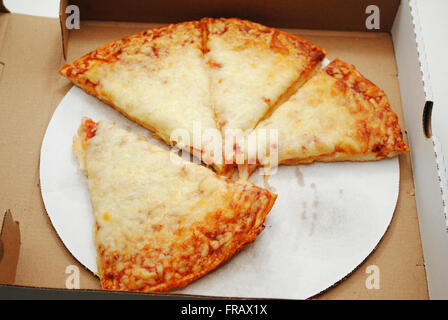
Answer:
[73,118,276,292]
[202,18,327,135]
[249,59,409,172]
[60,21,232,176]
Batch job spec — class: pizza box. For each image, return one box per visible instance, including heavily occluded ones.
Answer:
[0,0,443,299]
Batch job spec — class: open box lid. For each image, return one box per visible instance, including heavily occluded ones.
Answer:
[0,0,437,298]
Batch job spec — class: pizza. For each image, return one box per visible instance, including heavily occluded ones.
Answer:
[250,58,409,171]
[59,19,410,293]
[60,18,326,174]
[203,18,326,165]
[60,21,233,176]
[73,118,277,292]
[203,18,327,133]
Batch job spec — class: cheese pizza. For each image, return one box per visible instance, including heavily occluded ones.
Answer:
[58,18,411,293]
[251,59,409,170]
[60,21,232,176]
[73,118,277,292]
[203,18,327,134]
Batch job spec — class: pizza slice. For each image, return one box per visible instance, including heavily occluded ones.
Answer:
[202,18,327,136]
[73,118,277,292]
[60,21,232,176]
[248,59,409,173]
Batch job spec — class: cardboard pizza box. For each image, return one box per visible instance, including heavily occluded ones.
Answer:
[0,0,443,299]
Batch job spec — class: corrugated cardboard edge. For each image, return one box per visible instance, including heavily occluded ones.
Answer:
[432,136,448,229]
[59,0,68,60]
[409,0,448,230]
[0,210,21,285]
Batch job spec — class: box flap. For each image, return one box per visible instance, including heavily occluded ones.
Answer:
[0,210,20,285]
[64,0,399,32]
[392,0,448,299]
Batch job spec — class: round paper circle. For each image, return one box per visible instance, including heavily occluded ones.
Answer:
[40,86,399,299]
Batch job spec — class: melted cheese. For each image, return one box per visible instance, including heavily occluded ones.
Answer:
[61,19,326,174]
[73,120,276,292]
[88,44,215,144]
[254,59,409,166]
[204,18,326,133]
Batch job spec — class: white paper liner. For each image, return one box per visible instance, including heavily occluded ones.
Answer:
[40,86,399,299]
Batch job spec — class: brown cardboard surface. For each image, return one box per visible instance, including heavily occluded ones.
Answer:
[0,11,428,298]
[0,12,94,289]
